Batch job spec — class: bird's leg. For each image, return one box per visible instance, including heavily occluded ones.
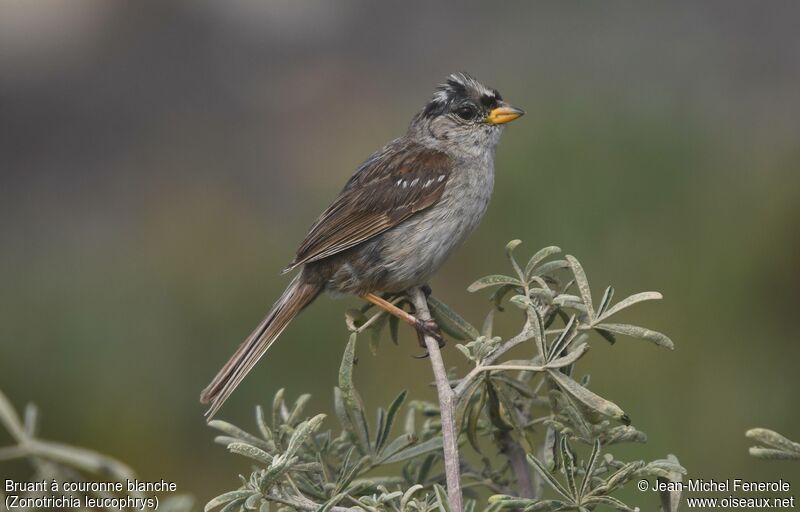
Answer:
[361,292,443,348]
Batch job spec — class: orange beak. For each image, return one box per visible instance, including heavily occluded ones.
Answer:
[485,105,525,125]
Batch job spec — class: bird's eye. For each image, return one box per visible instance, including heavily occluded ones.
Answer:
[455,104,477,121]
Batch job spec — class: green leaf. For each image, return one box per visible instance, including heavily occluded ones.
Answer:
[401,485,424,510]
[463,498,476,512]
[526,453,573,501]
[482,309,496,338]
[580,440,601,497]
[530,259,570,278]
[24,438,136,480]
[427,296,480,340]
[286,394,311,426]
[593,323,674,350]
[604,425,648,445]
[284,414,326,460]
[749,448,800,460]
[585,496,638,511]
[596,286,614,318]
[643,458,687,480]
[552,391,591,440]
[208,421,271,451]
[338,333,371,453]
[494,382,531,451]
[566,255,594,321]
[602,461,644,492]
[551,294,586,310]
[0,390,24,441]
[465,387,486,454]
[547,370,629,424]
[524,246,562,282]
[490,284,519,311]
[377,434,415,462]
[377,390,407,451]
[272,388,285,427]
[382,436,443,464]
[339,333,358,396]
[433,483,451,512]
[560,436,578,499]
[505,239,525,281]
[333,387,354,434]
[205,491,253,512]
[524,500,568,511]
[404,407,416,436]
[596,328,617,345]
[227,442,273,465]
[317,493,347,512]
[598,291,663,321]
[255,406,274,446]
[746,428,800,454]
[468,275,523,293]
[546,343,589,369]
[529,305,547,360]
[547,315,577,362]
[656,455,683,512]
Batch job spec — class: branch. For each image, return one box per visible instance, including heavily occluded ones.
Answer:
[408,287,463,512]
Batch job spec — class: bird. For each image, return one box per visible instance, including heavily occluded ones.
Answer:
[201,72,524,418]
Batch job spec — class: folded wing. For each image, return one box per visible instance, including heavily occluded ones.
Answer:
[285,142,452,271]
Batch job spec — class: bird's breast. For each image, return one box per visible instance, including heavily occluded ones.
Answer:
[376,156,495,288]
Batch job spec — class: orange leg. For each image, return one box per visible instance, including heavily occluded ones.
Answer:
[361,292,444,347]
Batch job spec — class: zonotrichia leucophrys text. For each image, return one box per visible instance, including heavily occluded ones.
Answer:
[202,73,524,417]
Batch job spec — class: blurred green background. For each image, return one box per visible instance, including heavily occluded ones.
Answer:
[1,0,799,507]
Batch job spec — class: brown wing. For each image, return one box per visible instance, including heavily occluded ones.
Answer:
[284,141,452,271]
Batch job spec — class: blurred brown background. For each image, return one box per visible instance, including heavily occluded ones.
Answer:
[1,0,799,506]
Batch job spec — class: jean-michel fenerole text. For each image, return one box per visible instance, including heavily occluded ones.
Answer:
[652,478,791,493]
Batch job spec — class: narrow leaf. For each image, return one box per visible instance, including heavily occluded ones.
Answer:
[227,442,273,465]
[378,390,407,451]
[546,315,577,362]
[434,483,451,512]
[382,436,443,464]
[746,428,800,454]
[546,343,589,369]
[526,453,573,501]
[525,246,562,281]
[547,370,628,424]
[593,323,674,350]
[506,239,525,280]
[596,286,615,317]
[599,292,663,321]
[205,491,254,512]
[468,275,523,293]
[566,255,594,321]
[580,439,601,497]
[427,296,480,340]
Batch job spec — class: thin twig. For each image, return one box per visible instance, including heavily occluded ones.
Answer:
[408,287,463,512]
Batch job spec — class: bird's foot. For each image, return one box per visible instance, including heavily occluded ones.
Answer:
[414,318,444,348]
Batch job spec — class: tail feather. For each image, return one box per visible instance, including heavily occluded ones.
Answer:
[201,274,321,419]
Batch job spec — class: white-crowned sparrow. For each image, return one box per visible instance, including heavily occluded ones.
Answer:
[202,72,524,418]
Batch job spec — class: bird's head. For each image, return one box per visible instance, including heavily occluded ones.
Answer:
[410,72,524,154]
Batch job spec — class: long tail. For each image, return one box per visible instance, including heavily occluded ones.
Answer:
[201,273,321,419]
